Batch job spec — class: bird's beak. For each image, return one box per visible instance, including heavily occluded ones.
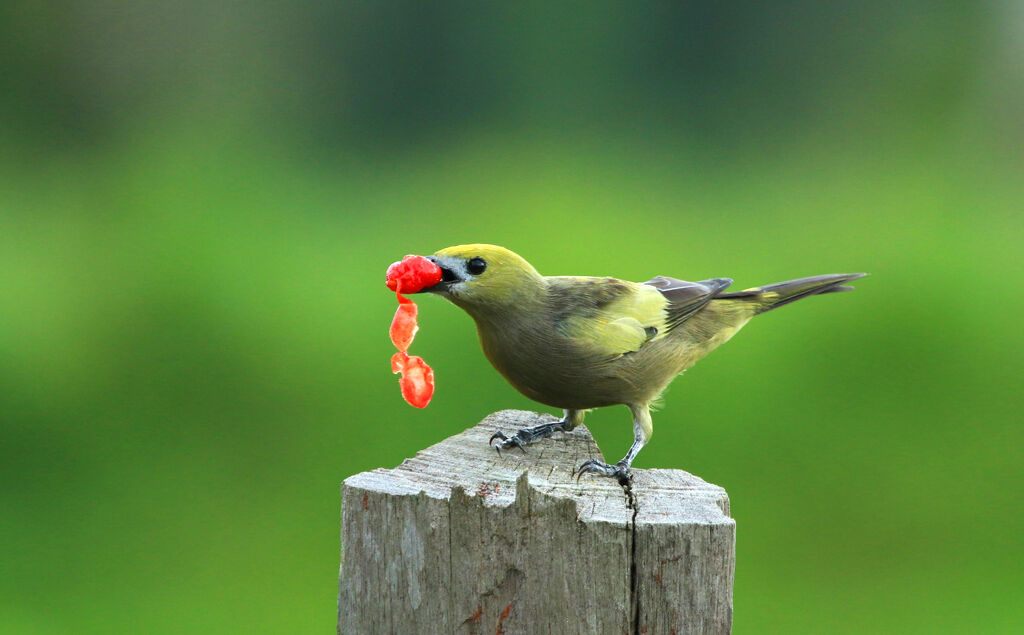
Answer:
[416,256,459,293]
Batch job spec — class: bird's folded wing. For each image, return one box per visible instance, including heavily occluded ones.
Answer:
[556,281,669,358]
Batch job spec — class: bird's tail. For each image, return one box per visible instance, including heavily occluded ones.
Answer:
[715,273,867,315]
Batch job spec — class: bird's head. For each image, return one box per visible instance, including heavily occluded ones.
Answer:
[419,244,545,316]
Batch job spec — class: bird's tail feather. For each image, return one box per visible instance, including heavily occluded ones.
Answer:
[715,273,866,315]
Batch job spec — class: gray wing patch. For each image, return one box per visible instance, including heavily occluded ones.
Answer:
[643,276,732,331]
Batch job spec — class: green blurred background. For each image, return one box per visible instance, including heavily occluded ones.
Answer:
[2,2,1021,633]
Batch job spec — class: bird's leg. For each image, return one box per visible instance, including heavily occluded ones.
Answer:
[489,409,584,455]
[577,405,652,485]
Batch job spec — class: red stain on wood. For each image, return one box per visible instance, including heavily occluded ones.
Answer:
[362,493,368,510]
[470,605,482,622]
[653,554,683,586]
[495,603,512,634]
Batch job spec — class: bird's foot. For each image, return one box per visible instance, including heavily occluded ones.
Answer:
[575,459,632,486]
[489,419,569,455]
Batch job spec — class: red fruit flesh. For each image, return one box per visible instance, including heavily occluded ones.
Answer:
[391,351,434,408]
[389,301,418,352]
[385,255,441,407]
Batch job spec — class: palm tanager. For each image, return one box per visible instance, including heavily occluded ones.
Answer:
[413,244,865,483]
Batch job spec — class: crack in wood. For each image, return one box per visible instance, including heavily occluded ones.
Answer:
[623,477,641,635]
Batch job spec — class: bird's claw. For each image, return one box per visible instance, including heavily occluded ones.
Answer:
[489,418,571,456]
[575,459,632,485]
[489,430,527,455]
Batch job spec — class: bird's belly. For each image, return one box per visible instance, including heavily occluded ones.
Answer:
[479,335,629,408]
[499,364,628,409]
[481,341,655,409]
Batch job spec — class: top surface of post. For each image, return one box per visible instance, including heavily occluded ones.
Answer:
[344,409,731,526]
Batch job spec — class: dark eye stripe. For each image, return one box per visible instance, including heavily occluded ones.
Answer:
[467,257,487,275]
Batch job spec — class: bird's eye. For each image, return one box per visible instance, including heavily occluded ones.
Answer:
[467,257,487,275]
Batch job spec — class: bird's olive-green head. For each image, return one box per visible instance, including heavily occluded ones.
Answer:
[422,244,545,316]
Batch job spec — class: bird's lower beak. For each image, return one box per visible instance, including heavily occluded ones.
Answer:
[413,281,444,293]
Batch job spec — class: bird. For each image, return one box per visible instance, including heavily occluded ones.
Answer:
[414,244,865,483]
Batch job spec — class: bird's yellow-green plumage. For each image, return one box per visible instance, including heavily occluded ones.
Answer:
[420,243,865,481]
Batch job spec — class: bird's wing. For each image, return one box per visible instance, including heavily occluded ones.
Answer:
[642,276,733,332]
[548,277,673,358]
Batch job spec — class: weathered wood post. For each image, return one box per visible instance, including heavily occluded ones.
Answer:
[339,410,735,634]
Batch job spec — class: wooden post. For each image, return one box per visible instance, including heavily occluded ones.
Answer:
[339,410,735,634]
